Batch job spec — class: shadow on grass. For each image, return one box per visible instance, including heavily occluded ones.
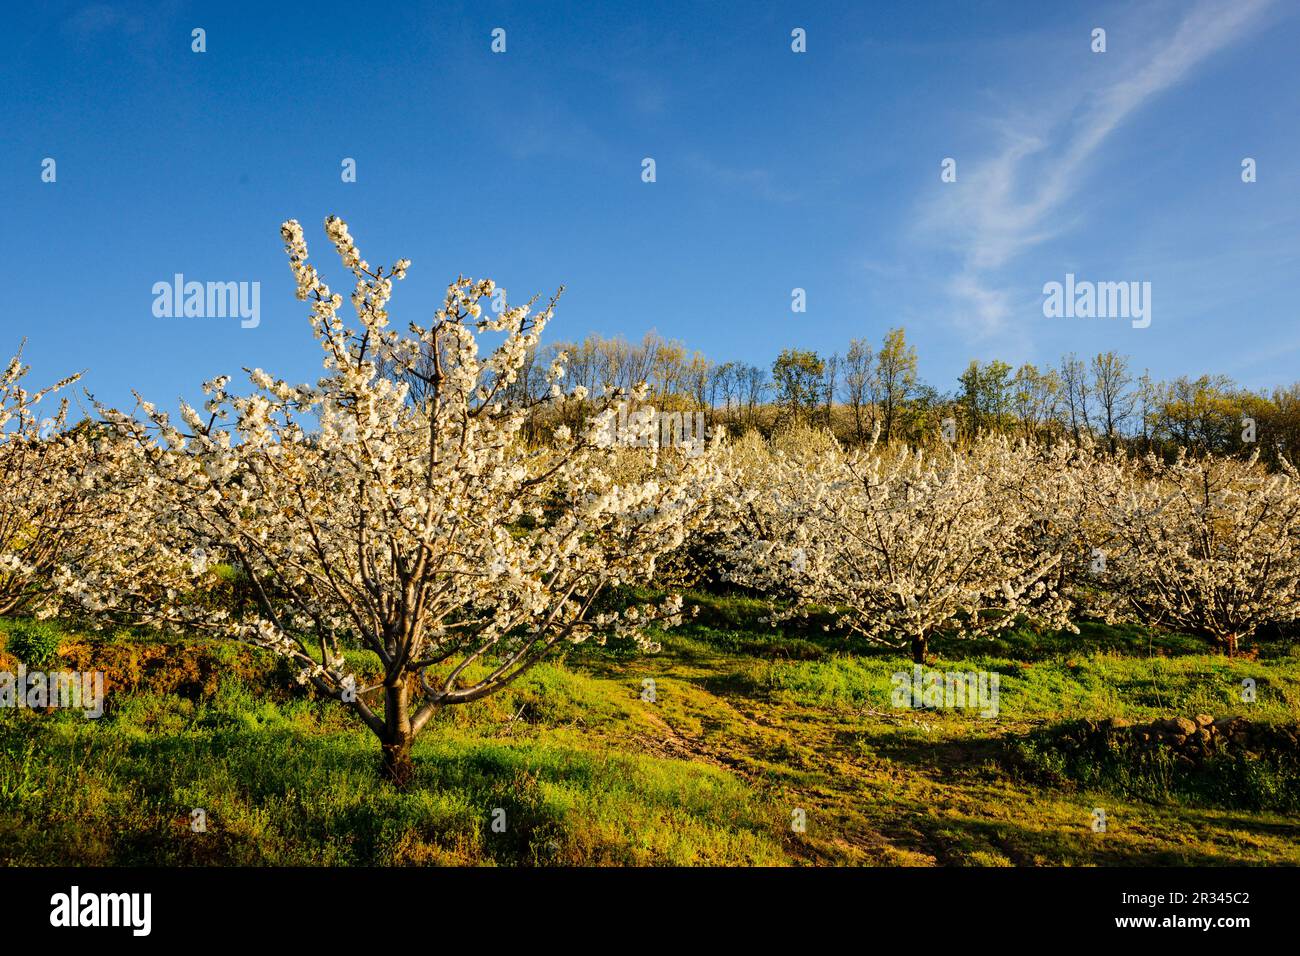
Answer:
[901,813,1281,867]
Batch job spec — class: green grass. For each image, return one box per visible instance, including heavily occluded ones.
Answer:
[749,648,1300,726]
[1,619,65,668]
[0,673,783,866]
[2,606,1298,866]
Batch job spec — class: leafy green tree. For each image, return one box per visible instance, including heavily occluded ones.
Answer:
[875,328,917,442]
[771,349,826,425]
[958,359,1012,436]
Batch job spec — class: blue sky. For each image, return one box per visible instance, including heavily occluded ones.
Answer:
[2,0,1298,414]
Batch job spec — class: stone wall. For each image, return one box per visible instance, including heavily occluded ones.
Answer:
[1091,714,1300,763]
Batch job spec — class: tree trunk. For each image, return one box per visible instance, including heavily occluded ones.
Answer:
[910,634,928,664]
[1221,633,1239,658]
[379,680,415,788]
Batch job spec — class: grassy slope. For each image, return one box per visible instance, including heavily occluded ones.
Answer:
[2,601,1298,866]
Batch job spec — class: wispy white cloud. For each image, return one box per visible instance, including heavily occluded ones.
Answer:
[685,155,798,203]
[64,3,149,37]
[918,0,1276,337]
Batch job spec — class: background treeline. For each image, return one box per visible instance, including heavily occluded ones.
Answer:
[506,327,1300,460]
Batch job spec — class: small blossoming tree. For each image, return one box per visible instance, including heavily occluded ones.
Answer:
[1095,450,1300,656]
[82,217,726,785]
[0,347,90,616]
[718,428,1077,663]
